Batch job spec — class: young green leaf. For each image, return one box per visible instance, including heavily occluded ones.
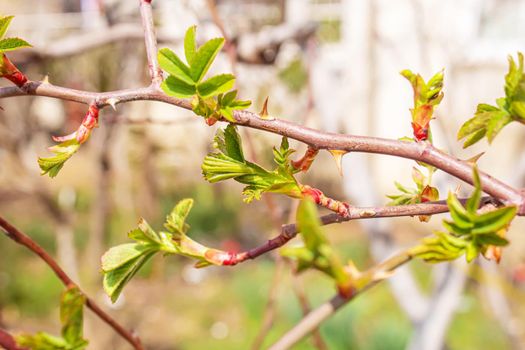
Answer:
[0,16,14,39]
[401,69,444,141]
[101,243,156,272]
[0,37,31,52]
[189,37,225,83]
[161,75,196,98]
[38,139,81,178]
[103,251,156,303]
[458,52,525,147]
[15,287,88,350]
[202,125,301,203]
[164,198,193,235]
[157,48,193,84]
[283,199,354,296]
[60,286,87,347]
[197,74,235,98]
[184,25,197,64]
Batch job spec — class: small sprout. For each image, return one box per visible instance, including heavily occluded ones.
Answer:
[401,69,444,141]
[38,105,100,178]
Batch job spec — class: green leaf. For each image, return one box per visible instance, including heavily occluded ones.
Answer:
[477,233,509,246]
[103,251,156,303]
[189,37,224,82]
[161,76,196,98]
[60,286,86,346]
[471,206,517,234]
[197,74,235,98]
[16,332,70,350]
[297,199,327,250]
[221,124,245,161]
[486,111,512,143]
[0,16,14,39]
[0,37,31,52]
[184,25,197,64]
[101,243,156,272]
[202,126,301,202]
[164,198,194,235]
[158,48,193,84]
[128,218,162,244]
[38,139,81,178]
[465,242,479,262]
[466,167,482,214]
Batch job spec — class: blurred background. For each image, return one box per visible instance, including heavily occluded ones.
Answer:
[1,0,525,349]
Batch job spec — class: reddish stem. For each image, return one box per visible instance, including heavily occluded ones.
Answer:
[0,328,26,350]
[1,54,27,88]
[292,147,319,172]
[0,217,144,350]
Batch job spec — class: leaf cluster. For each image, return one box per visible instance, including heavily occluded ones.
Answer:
[401,69,444,141]
[16,286,88,350]
[158,26,250,122]
[281,199,353,296]
[101,199,225,302]
[201,124,302,203]
[416,168,516,263]
[387,166,439,206]
[458,52,525,148]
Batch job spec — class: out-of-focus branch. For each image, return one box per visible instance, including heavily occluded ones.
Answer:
[269,247,416,350]
[140,0,162,85]
[0,217,144,350]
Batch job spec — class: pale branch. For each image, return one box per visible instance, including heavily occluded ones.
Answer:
[139,0,162,85]
[269,248,416,350]
[0,217,144,350]
[0,80,522,211]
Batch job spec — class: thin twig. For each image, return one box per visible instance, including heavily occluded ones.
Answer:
[0,217,144,350]
[226,196,492,265]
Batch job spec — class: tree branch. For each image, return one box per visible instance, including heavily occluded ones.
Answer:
[0,80,521,210]
[0,217,144,350]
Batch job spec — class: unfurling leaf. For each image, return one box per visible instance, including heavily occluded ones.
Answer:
[202,125,301,203]
[388,165,439,222]
[281,199,354,297]
[401,69,444,141]
[101,199,237,302]
[38,139,81,178]
[458,52,525,147]
[16,286,88,349]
